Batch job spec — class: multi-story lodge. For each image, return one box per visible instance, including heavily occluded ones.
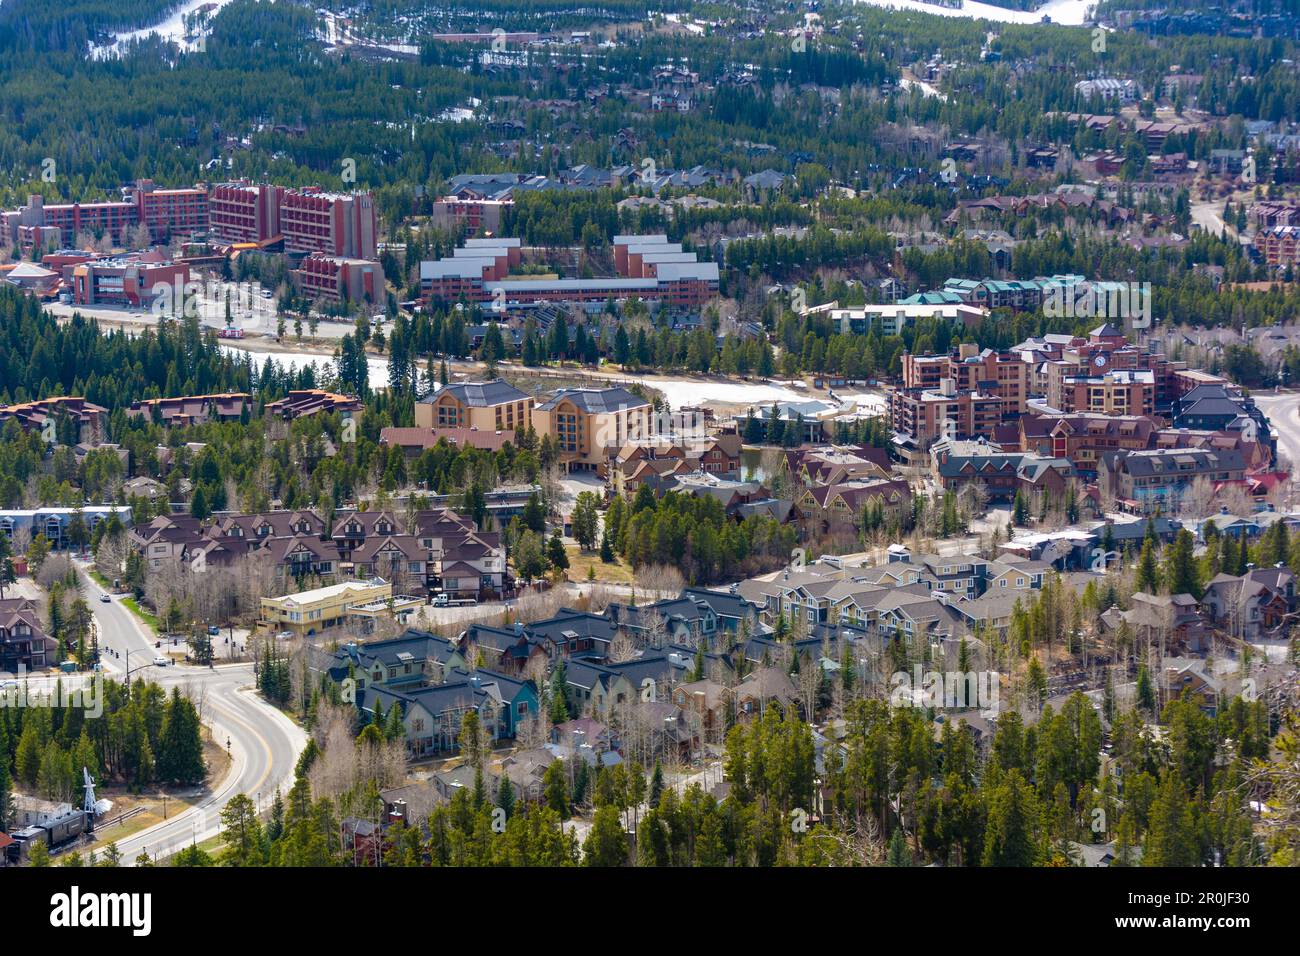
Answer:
[415,379,533,433]
[1101,447,1249,515]
[532,387,655,472]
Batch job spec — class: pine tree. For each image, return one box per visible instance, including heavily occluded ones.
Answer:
[583,805,627,866]
[156,688,206,785]
[544,759,570,818]
[887,826,913,866]
[497,774,515,819]
[982,770,1038,866]
[1135,538,1160,594]
[1012,490,1029,526]
[649,760,664,809]
[1164,528,1200,598]
[549,663,571,724]
[547,529,569,571]
[1143,773,1198,866]
[1136,663,1155,713]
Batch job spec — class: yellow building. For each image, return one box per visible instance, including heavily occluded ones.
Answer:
[415,379,533,433]
[260,578,422,638]
[532,387,654,472]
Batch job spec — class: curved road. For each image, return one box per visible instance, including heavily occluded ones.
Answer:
[1254,391,1300,463]
[77,566,307,864]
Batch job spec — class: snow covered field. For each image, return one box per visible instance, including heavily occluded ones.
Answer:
[855,0,1093,26]
[90,0,236,58]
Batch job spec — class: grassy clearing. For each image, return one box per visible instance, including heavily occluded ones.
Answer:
[565,546,634,584]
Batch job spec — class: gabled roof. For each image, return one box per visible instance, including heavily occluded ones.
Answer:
[422,379,529,408]
[536,387,650,414]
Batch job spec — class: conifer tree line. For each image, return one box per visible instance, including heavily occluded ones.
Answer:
[0,680,206,821]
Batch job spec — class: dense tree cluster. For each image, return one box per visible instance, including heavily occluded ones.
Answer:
[1,681,206,805]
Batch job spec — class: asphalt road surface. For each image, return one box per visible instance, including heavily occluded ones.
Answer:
[77,566,308,865]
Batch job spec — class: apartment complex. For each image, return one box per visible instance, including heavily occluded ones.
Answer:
[901,343,1028,419]
[1254,224,1300,268]
[0,396,108,445]
[130,179,209,242]
[831,302,987,337]
[419,235,719,309]
[265,389,363,422]
[125,393,251,427]
[71,253,190,306]
[415,379,533,432]
[208,181,378,259]
[1101,448,1249,514]
[889,376,1005,458]
[294,253,382,303]
[532,387,655,471]
[130,507,507,599]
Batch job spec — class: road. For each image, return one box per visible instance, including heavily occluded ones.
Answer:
[1191,198,1232,238]
[1253,391,1300,467]
[78,567,308,864]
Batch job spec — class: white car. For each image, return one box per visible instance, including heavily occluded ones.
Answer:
[100,593,112,603]
[153,656,170,667]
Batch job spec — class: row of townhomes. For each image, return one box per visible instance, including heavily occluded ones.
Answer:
[129,506,506,605]
[306,501,1298,768]
[308,585,807,757]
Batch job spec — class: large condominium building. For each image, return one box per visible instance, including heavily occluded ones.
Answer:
[294,253,382,303]
[265,389,363,421]
[71,253,190,307]
[207,181,283,245]
[419,236,719,310]
[259,579,422,639]
[208,182,378,259]
[1048,368,1157,418]
[902,343,1028,419]
[127,180,209,242]
[1101,447,1248,515]
[125,393,251,428]
[0,181,209,249]
[889,377,1004,462]
[532,387,655,472]
[1254,225,1300,268]
[0,396,108,445]
[279,188,377,259]
[0,195,135,250]
[415,379,534,433]
[830,302,987,337]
